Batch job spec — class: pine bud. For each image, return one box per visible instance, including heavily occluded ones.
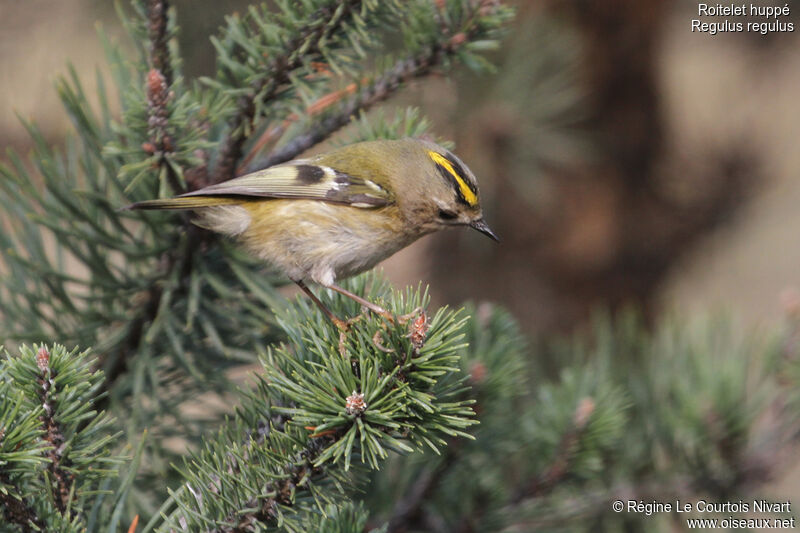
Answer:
[36,346,50,374]
[345,391,367,415]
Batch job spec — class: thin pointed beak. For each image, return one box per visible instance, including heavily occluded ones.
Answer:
[469,219,500,242]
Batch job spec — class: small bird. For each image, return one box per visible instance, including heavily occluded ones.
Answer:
[125,138,498,328]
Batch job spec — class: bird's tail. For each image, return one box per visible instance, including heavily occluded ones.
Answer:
[121,196,242,211]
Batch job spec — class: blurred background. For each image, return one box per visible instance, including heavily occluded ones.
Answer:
[2,0,799,510]
[3,0,798,336]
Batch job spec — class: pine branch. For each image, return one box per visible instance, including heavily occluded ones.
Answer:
[383,305,526,533]
[144,69,183,194]
[1,2,513,525]
[513,397,595,502]
[216,431,336,531]
[101,224,202,389]
[117,3,402,389]
[386,450,457,533]
[101,0,196,386]
[0,471,46,532]
[98,0,188,389]
[154,273,477,531]
[35,347,74,513]
[144,0,183,193]
[147,0,173,85]
[236,80,362,173]
[0,389,47,531]
[250,53,444,170]
[102,281,162,389]
[213,0,368,184]
[0,345,124,530]
[250,1,506,171]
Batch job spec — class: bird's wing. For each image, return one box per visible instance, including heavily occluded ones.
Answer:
[181,163,394,208]
[123,163,394,211]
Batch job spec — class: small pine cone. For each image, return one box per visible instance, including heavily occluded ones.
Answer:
[345,391,367,415]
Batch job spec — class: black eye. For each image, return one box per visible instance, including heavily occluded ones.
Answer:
[438,209,458,220]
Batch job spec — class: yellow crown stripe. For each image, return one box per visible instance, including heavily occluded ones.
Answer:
[428,151,478,206]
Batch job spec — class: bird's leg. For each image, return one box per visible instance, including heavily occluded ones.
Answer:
[294,280,350,331]
[295,280,393,355]
[326,283,395,323]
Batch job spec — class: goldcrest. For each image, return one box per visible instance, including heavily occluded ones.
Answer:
[126,138,497,324]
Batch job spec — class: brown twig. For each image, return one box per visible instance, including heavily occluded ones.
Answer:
[247,8,490,172]
[248,52,444,171]
[237,80,362,173]
[213,0,366,184]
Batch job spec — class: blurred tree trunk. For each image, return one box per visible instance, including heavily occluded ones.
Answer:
[430,0,753,335]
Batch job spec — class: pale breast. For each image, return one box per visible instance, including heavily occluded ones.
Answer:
[238,200,418,286]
